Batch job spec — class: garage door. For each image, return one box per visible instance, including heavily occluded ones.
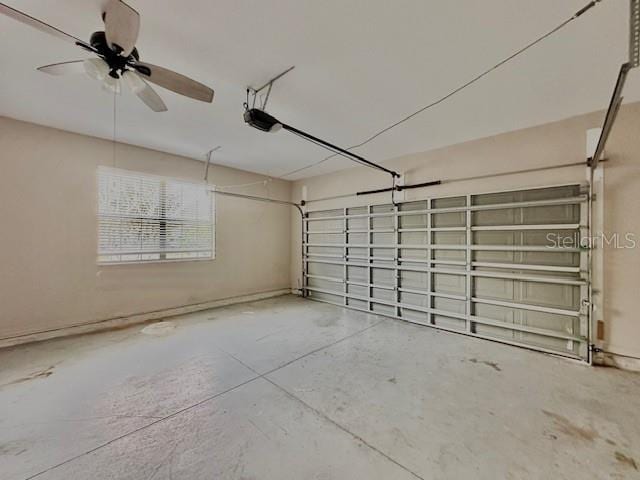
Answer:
[303,184,591,362]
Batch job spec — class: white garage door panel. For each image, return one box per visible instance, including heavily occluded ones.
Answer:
[303,184,591,361]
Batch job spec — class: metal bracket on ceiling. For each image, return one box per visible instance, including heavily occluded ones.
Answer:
[204,145,222,182]
[589,0,640,170]
[247,66,295,111]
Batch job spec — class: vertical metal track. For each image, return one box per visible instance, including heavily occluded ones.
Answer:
[302,210,308,297]
[367,205,372,312]
[465,194,472,334]
[394,203,400,318]
[581,182,592,363]
[426,198,433,325]
[343,208,348,307]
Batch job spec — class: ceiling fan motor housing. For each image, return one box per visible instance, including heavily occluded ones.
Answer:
[89,31,139,77]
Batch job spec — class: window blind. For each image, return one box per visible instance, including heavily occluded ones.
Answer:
[97,166,215,264]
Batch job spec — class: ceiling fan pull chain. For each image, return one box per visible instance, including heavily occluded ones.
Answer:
[113,91,117,168]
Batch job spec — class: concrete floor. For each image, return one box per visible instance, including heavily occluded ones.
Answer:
[1,295,639,480]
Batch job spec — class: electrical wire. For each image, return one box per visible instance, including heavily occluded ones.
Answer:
[277,0,602,179]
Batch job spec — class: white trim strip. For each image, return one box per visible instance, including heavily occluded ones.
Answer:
[0,289,292,349]
[305,196,587,221]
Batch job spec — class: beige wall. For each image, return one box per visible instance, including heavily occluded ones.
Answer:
[2,104,639,360]
[291,103,640,360]
[0,117,292,339]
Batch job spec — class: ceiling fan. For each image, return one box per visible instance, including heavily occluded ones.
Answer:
[0,0,214,112]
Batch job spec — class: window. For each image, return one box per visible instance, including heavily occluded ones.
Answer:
[97,166,214,264]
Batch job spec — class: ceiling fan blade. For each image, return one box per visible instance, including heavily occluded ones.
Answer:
[37,60,86,76]
[135,79,168,112]
[0,2,91,50]
[132,61,214,103]
[103,0,139,56]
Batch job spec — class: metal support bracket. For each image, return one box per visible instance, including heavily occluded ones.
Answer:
[590,63,630,170]
[590,0,640,169]
[203,146,222,182]
[247,66,295,111]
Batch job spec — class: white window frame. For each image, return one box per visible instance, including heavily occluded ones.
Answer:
[97,166,215,265]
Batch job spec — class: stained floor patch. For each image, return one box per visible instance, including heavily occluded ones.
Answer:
[1,366,54,388]
[468,358,502,372]
[0,441,28,456]
[542,410,598,442]
[615,452,638,470]
[141,321,176,336]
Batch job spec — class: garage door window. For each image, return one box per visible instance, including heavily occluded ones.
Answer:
[97,166,215,264]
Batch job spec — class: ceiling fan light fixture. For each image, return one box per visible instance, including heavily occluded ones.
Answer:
[122,70,145,93]
[83,57,109,80]
[102,75,121,94]
[1,1,214,111]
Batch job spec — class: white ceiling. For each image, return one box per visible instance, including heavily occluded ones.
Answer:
[1,0,639,180]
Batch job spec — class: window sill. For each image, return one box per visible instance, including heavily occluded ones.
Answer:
[97,256,215,266]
